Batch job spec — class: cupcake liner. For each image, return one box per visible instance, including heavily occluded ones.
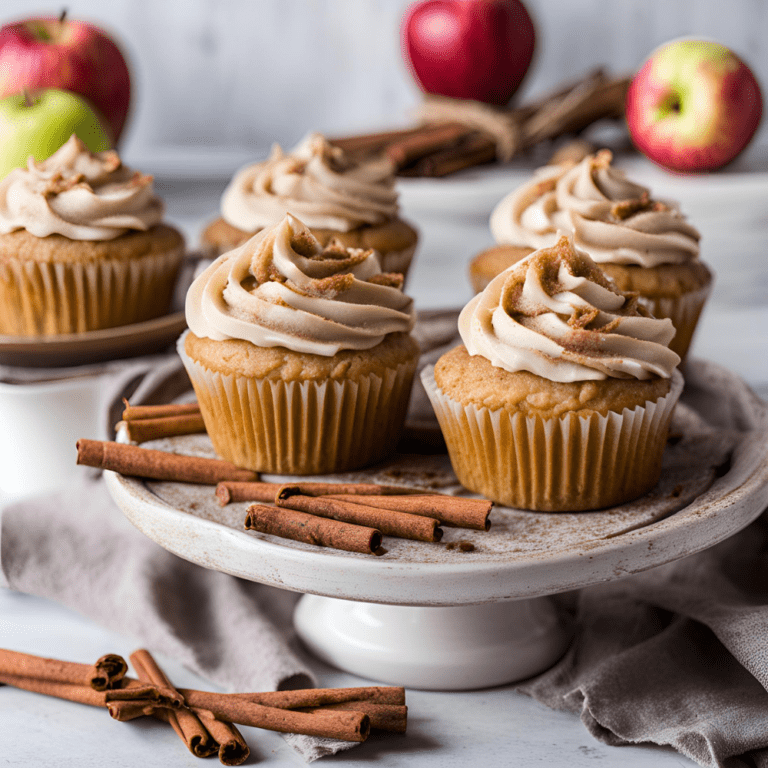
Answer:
[421,365,684,512]
[179,332,418,474]
[0,246,184,336]
[648,282,712,360]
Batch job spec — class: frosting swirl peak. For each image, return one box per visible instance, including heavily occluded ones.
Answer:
[490,150,701,267]
[220,134,399,233]
[459,236,680,382]
[186,214,414,356]
[0,135,164,240]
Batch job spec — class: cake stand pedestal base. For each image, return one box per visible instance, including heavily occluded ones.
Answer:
[294,594,571,690]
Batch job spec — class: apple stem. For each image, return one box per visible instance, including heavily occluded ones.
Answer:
[22,88,33,108]
[59,9,67,24]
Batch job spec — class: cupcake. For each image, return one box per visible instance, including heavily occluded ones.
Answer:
[201,133,418,278]
[424,235,683,512]
[470,150,711,359]
[182,213,419,474]
[0,136,184,336]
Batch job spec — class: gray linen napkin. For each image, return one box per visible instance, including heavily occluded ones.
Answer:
[517,512,768,767]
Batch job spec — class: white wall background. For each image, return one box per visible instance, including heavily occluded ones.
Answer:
[4,0,767,160]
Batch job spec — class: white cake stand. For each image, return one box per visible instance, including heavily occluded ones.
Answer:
[105,360,768,690]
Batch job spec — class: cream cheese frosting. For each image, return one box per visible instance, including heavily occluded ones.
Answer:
[0,135,164,240]
[186,214,414,356]
[459,235,680,382]
[490,150,701,267]
[220,134,399,233]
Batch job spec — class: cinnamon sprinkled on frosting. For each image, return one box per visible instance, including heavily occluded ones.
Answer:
[459,235,680,382]
[0,135,164,240]
[186,214,414,356]
[220,134,399,233]
[490,150,700,267]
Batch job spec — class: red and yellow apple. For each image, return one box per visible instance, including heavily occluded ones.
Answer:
[0,89,112,180]
[0,13,132,144]
[626,39,763,172]
[402,0,536,106]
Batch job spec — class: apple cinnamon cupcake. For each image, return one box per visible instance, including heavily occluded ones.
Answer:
[182,213,419,474]
[471,150,711,359]
[0,135,184,336]
[424,236,683,512]
[201,133,418,278]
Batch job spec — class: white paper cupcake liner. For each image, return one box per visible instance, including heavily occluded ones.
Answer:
[179,332,417,474]
[421,365,684,511]
[0,246,184,336]
[648,282,712,360]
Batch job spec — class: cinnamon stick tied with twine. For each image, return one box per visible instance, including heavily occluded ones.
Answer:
[276,492,443,543]
[130,648,223,761]
[326,494,492,531]
[76,439,258,484]
[0,649,128,691]
[245,504,382,555]
[119,413,207,444]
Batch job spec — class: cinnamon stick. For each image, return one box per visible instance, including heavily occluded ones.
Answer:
[195,709,250,765]
[0,673,182,716]
[245,504,382,554]
[0,648,126,690]
[87,653,128,691]
[216,480,282,505]
[276,482,422,499]
[276,494,442,543]
[76,439,258,484]
[182,689,370,742]
[330,126,428,155]
[122,400,201,421]
[402,133,496,177]
[120,413,207,443]
[386,122,471,167]
[131,649,217,759]
[327,494,493,531]
[303,702,407,734]
[195,685,406,709]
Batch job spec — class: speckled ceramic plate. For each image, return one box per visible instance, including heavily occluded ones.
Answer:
[105,359,768,606]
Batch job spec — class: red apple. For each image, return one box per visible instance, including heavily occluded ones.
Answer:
[402,0,535,105]
[0,12,131,144]
[626,39,763,172]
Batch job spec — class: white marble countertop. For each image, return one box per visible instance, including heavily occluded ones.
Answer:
[2,151,768,766]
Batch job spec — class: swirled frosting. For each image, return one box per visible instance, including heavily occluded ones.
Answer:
[459,236,680,382]
[490,150,700,267]
[0,135,164,240]
[186,214,415,355]
[220,134,399,233]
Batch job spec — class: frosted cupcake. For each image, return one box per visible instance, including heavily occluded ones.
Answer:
[471,150,711,359]
[182,213,418,474]
[201,133,418,278]
[0,135,184,336]
[424,236,683,512]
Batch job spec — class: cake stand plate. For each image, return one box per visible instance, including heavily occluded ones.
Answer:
[105,360,768,690]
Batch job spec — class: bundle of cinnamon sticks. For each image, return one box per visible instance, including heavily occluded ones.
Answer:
[0,647,407,765]
[80,401,495,555]
[331,68,630,177]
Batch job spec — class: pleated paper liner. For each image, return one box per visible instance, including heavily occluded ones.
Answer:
[421,365,684,512]
[647,282,712,361]
[178,332,418,474]
[0,246,184,336]
[378,243,417,282]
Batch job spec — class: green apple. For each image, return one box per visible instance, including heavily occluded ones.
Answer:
[0,88,112,179]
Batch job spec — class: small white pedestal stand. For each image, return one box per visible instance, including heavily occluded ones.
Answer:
[106,361,768,691]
